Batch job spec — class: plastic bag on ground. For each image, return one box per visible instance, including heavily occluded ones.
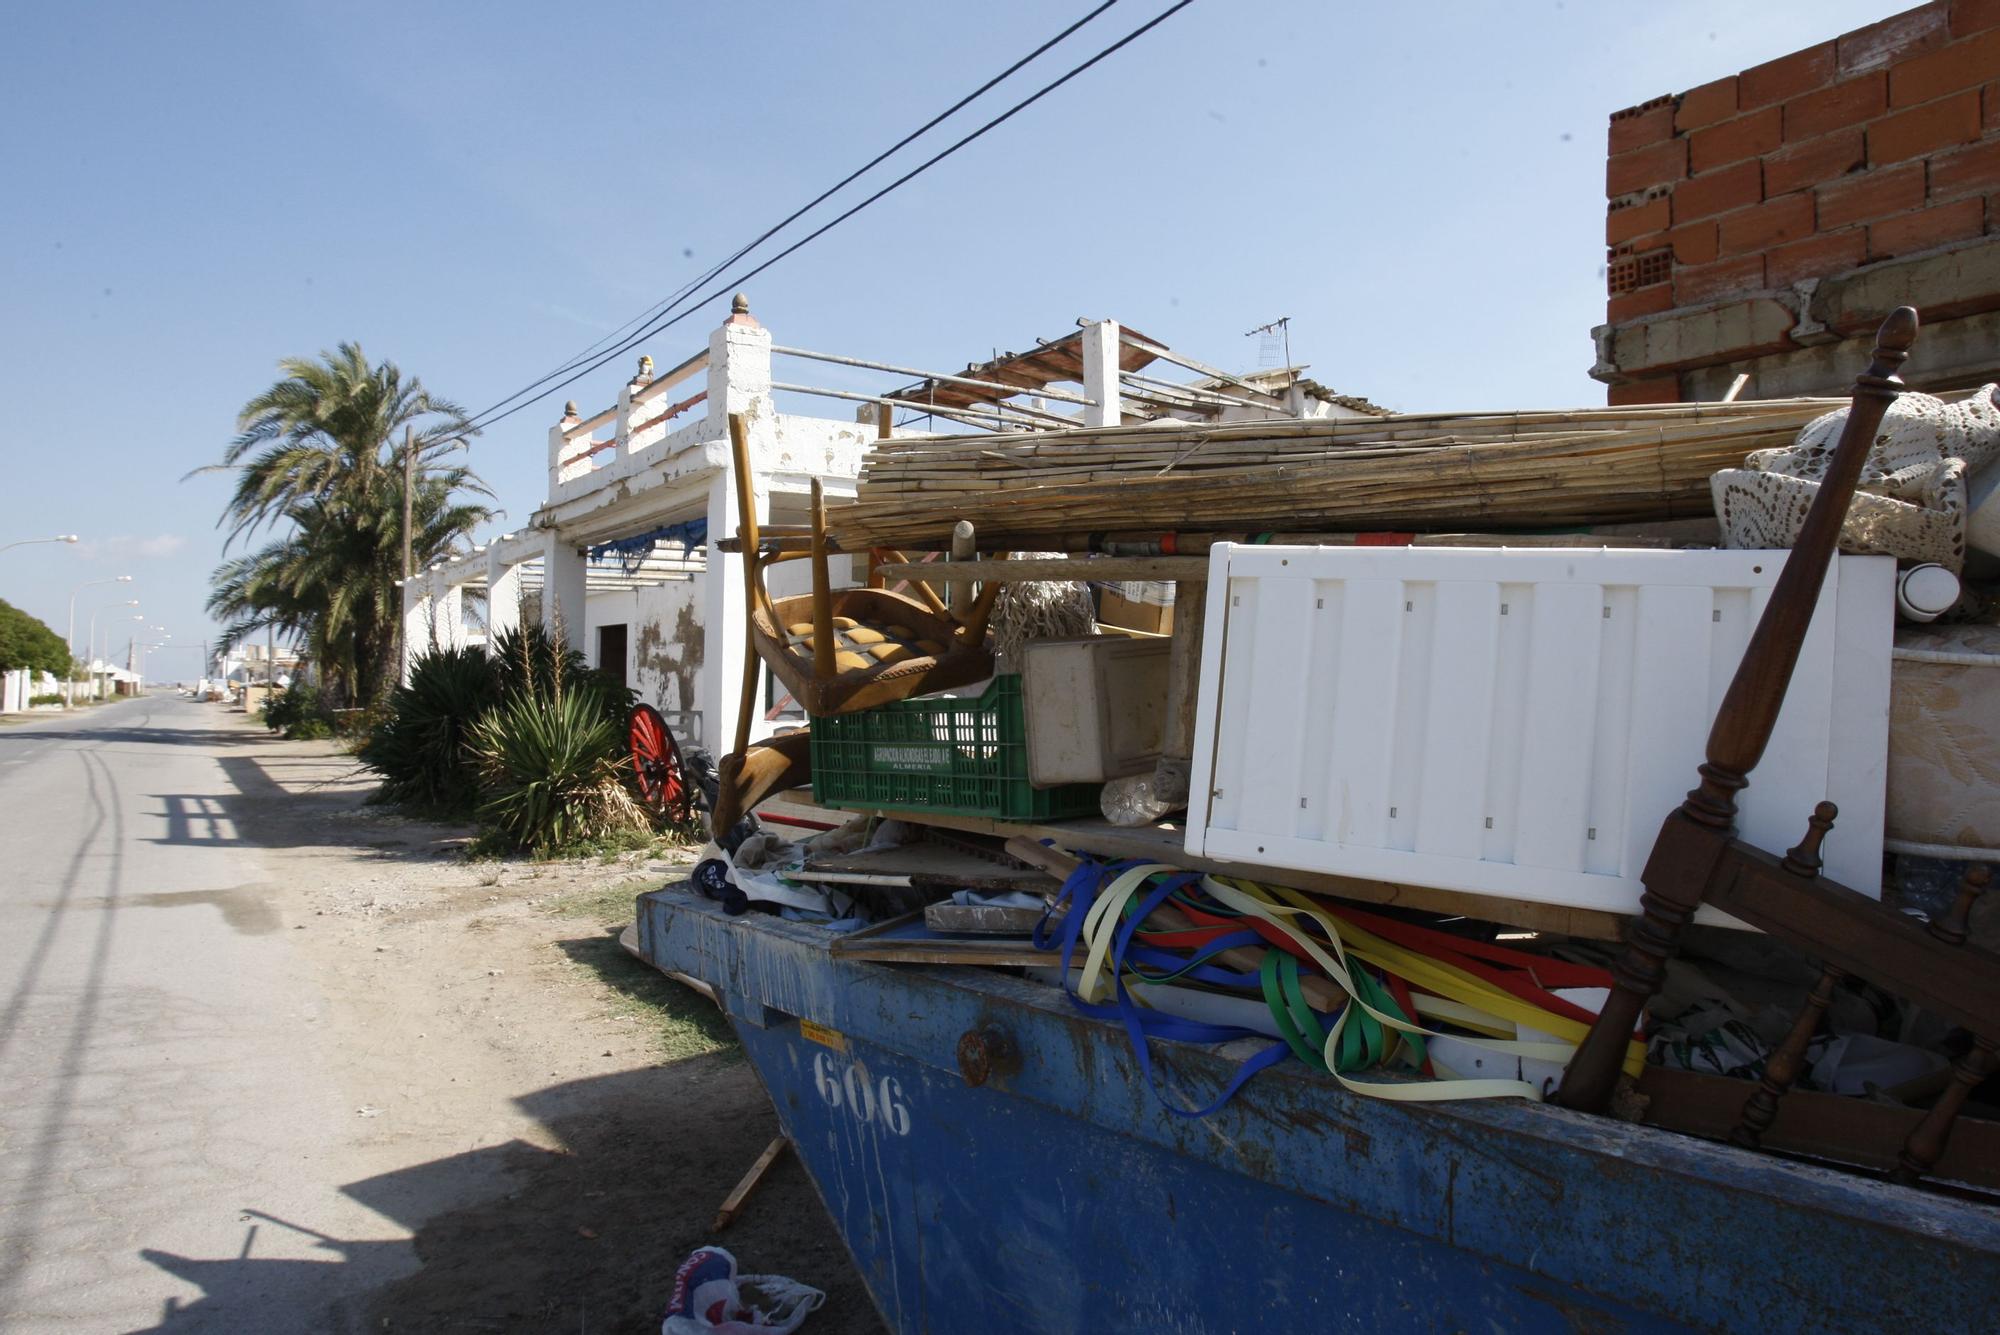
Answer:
[663,1245,825,1335]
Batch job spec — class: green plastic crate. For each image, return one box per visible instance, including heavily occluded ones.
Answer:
[810,675,1103,821]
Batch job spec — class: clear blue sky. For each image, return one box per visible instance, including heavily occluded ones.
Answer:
[0,0,1892,665]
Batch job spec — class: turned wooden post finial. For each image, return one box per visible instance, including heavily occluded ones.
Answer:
[1930,863,1991,947]
[1781,802,1839,877]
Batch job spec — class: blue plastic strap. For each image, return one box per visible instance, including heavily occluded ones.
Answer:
[1042,859,1291,1118]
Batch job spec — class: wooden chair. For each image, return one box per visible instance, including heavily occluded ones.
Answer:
[1556,308,2000,1186]
[709,413,1001,839]
[728,413,998,719]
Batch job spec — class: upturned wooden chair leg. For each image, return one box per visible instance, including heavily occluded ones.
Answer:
[1731,964,1845,1150]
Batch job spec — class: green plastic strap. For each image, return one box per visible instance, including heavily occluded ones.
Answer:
[1276,953,1332,1063]
[1259,952,1327,1072]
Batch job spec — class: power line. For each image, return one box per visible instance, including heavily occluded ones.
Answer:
[453,0,1196,441]
[459,0,1122,435]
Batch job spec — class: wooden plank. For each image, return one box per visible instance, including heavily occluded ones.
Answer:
[713,1135,790,1231]
[826,805,1631,941]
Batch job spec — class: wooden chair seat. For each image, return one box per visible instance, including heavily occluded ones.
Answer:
[753,588,994,717]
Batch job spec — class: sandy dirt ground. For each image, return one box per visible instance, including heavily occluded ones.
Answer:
[216,712,885,1333]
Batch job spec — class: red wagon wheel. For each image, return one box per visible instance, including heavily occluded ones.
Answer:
[629,704,696,825]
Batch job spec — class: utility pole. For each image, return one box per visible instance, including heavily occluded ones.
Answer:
[400,423,415,678]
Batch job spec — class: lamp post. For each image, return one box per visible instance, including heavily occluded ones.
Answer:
[65,575,133,707]
[139,627,168,691]
[86,603,141,700]
[0,534,80,555]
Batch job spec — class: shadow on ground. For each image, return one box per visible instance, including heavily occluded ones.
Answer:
[146,751,472,861]
[134,1062,885,1334]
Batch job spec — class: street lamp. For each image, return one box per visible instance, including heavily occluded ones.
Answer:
[0,534,80,554]
[85,602,141,700]
[65,575,133,706]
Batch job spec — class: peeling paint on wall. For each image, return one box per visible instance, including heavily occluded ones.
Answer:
[635,598,703,715]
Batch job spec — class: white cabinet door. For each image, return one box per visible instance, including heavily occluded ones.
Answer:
[1185,546,1893,925]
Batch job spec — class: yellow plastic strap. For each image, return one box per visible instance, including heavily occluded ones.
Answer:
[1071,865,1643,1100]
[1303,894,1646,1078]
[1190,875,1545,1101]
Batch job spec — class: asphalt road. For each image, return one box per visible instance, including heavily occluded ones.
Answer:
[0,697,409,1332]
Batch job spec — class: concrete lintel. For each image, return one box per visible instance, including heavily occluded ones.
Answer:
[1680,308,2000,400]
[536,452,726,547]
[1603,296,1798,381]
[1595,236,2000,385]
[1811,235,2000,337]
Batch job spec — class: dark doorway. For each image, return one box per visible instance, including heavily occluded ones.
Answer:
[596,624,628,690]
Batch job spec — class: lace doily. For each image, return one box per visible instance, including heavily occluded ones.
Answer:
[1712,385,2000,571]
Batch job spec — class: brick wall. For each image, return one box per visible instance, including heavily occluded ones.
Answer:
[1598,1,2000,403]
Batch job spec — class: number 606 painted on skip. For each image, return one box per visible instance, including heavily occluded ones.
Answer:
[812,1051,912,1135]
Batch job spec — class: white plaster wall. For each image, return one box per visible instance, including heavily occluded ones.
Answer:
[585,578,706,743]
[763,414,874,480]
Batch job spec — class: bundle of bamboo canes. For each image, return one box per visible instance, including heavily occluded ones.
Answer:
[826,399,1844,549]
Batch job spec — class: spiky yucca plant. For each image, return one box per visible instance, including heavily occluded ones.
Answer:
[358,646,501,816]
[467,617,649,852]
[469,687,649,853]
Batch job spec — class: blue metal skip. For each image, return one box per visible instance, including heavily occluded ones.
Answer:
[637,887,2000,1333]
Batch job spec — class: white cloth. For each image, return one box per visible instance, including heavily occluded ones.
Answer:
[1712,385,2000,571]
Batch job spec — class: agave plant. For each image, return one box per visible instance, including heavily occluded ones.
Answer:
[358,646,501,816]
[490,623,634,725]
[469,686,649,853]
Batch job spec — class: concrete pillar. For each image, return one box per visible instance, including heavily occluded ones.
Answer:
[701,469,767,754]
[400,581,431,684]
[433,575,466,653]
[706,293,773,429]
[1081,318,1123,428]
[548,402,583,497]
[486,554,522,649]
[543,536,588,653]
[615,356,654,467]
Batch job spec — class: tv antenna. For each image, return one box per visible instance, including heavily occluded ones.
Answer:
[1245,316,1291,369]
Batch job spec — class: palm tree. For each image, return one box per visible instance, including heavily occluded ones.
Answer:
[198,345,492,705]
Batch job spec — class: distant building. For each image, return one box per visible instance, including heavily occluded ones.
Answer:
[402,300,1371,750]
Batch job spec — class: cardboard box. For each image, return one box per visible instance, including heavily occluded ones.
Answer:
[1097,583,1174,635]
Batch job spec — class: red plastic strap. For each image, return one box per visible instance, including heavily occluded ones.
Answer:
[1179,896,1606,1032]
[1322,906,1607,1029]
[1327,903,1609,988]
[1386,971,1433,1077]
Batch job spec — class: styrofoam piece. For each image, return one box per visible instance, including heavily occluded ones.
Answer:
[1185,546,1894,926]
[1022,636,1170,787]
